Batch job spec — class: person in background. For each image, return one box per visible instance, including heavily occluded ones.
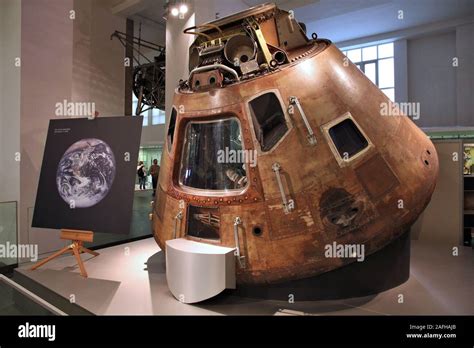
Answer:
[137,161,147,190]
[149,159,161,196]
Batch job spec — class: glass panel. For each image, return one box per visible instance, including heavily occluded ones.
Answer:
[152,108,165,125]
[137,146,163,190]
[364,62,377,84]
[382,88,395,102]
[167,108,177,152]
[0,202,17,268]
[132,101,138,116]
[142,114,148,127]
[378,58,394,88]
[0,278,53,315]
[362,46,377,61]
[187,206,220,240]
[347,48,361,63]
[249,93,288,152]
[329,119,369,159]
[378,43,394,58]
[180,118,247,191]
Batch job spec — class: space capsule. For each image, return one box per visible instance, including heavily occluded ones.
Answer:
[152,3,438,303]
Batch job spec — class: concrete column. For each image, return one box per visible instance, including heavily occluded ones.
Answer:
[164,5,195,120]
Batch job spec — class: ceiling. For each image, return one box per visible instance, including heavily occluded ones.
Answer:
[107,0,474,43]
[243,0,474,43]
[109,0,167,28]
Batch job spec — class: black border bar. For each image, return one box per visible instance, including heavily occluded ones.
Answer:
[0,315,472,346]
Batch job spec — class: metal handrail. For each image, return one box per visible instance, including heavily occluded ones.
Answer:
[272,163,294,214]
[173,211,183,239]
[233,217,246,268]
[289,96,317,146]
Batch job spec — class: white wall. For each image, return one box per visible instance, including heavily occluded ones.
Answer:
[19,0,128,257]
[0,0,21,265]
[73,0,126,116]
[336,17,474,129]
[456,22,474,127]
[407,31,457,128]
[20,0,75,256]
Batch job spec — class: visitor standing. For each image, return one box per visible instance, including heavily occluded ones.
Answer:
[150,159,161,196]
[137,161,146,190]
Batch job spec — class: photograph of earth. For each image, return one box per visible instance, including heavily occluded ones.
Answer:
[56,138,116,208]
[32,116,143,234]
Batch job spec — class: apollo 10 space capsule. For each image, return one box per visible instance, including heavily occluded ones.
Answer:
[152,3,438,303]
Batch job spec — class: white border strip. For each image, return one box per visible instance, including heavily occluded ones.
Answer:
[0,274,68,316]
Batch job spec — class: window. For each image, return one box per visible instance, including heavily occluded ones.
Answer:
[342,43,395,101]
[152,108,166,125]
[249,92,288,152]
[132,94,148,126]
[328,118,369,159]
[179,117,247,191]
[167,108,177,152]
[132,93,166,127]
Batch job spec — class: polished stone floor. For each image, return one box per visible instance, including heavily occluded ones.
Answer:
[14,238,474,316]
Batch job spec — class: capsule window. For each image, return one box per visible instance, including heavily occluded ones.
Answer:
[249,93,288,152]
[167,108,177,152]
[328,118,368,159]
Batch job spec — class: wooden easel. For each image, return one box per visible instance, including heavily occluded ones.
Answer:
[30,229,99,278]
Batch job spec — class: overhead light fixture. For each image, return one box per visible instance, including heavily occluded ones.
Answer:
[179,4,188,14]
[165,0,189,19]
[171,7,179,17]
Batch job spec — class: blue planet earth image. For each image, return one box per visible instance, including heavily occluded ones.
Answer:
[56,138,116,208]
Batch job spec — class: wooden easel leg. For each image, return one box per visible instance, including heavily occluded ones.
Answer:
[30,245,73,271]
[72,245,88,278]
[30,230,98,278]
[80,247,100,257]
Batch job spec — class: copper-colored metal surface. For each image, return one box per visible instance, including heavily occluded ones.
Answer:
[153,4,438,285]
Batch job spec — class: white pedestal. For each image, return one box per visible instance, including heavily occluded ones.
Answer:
[166,238,236,304]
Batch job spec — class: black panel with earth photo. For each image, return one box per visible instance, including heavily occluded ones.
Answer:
[32,116,143,234]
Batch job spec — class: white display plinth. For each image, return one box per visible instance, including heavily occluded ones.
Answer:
[165,238,236,304]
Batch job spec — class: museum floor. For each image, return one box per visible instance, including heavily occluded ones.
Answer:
[13,238,474,316]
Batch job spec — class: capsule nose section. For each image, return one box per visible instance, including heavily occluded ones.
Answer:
[166,239,236,303]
